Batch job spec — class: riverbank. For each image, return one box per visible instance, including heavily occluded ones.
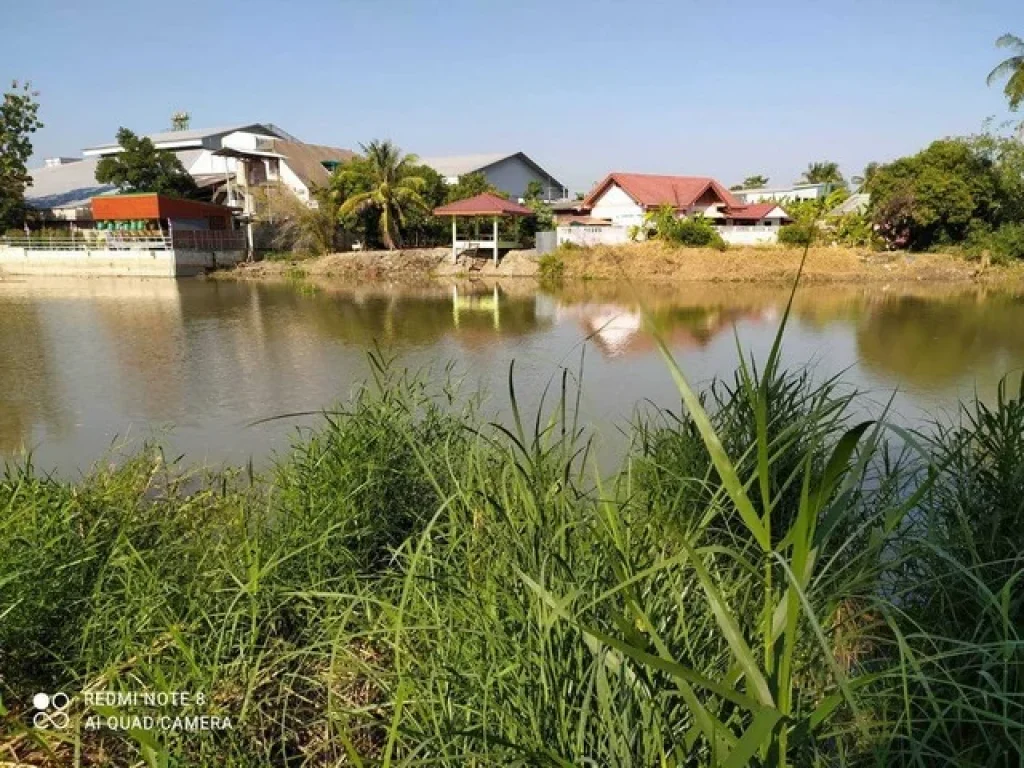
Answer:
[215,242,1024,284]
[1,358,1021,765]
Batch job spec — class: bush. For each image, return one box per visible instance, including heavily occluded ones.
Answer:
[778,221,817,246]
[647,206,726,249]
[671,216,727,249]
[538,251,566,282]
[990,222,1024,260]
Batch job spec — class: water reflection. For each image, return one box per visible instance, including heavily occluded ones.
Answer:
[2,276,1023,473]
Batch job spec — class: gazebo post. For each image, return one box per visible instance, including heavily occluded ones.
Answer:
[451,216,458,263]
[492,216,499,266]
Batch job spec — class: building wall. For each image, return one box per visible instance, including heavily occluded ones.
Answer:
[186,149,235,176]
[557,225,632,248]
[278,162,313,202]
[0,246,244,277]
[736,184,830,203]
[589,184,646,227]
[480,156,566,201]
[717,225,780,245]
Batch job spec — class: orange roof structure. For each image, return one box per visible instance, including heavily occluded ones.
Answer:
[433,193,533,217]
[91,193,235,226]
[584,173,740,210]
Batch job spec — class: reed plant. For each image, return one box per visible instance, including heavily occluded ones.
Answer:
[0,332,1021,766]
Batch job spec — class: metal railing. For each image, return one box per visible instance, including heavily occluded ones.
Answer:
[1,230,247,252]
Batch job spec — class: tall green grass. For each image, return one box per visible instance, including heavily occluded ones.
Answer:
[0,354,1021,766]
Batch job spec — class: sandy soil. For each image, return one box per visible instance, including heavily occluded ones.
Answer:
[214,243,1024,285]
[555,242,1019,283]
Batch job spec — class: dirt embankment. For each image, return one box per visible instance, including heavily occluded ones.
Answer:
[222,248,541,281]
[217,243,1022,284]
[555,242,1019,283]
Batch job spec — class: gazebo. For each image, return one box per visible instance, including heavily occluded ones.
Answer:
[433,192,534,265]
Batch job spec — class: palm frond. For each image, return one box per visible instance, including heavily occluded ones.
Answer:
[986,57,1024,86]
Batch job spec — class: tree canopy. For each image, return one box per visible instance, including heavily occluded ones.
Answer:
[94,128,199,198]
[868,135,1024,250]
[332,140,430,250]
[731,174,769,190]
[987,33,1024,111]
[445,171,500,203]
[800,161,845,185]
[0,81,43,230]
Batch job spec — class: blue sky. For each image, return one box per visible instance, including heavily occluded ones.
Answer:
[4,0,1020,193]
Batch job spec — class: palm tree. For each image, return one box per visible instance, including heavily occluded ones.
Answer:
[336,140,428,250]
[731,174,769,190]
[987,33,1024,111]
[850,162,879,192]
[800,161,844,186]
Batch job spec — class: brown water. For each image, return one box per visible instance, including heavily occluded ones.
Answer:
[3,276,1023,475]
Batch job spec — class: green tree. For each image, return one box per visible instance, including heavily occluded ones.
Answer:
[446,171,500,204]
[800,161,845,185]
[731,174,769,190]
[868,137,1012,249]
[94,128,199,197]
[987,34,1024,111]
[0,81,44,230]
[524,180,544,201]
[335,139,429,251]
[402,163,448,246]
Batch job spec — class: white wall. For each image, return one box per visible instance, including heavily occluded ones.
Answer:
[186,150,236,176]
[736,185,829,203]
[717,225,780,245]
[589,184,646,226]
[278,162,312,202]
[556,226,632,247]
[0,246,244,277]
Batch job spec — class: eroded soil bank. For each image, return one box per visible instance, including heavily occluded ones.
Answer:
[215,243,1022,284]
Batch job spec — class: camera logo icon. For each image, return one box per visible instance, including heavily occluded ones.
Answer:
[32,692,70,730]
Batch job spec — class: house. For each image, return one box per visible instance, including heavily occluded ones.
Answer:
[418,152,568,202]
[732,182,842,204]
[26,123,356,223]
[560,172,790,245]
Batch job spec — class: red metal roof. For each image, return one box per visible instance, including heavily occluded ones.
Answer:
[723,202,791,221]
[91,193,235,223]
[584,173,740,210]
[433,193,534,217]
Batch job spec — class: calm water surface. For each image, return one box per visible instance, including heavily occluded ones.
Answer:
[3,276,1023,474]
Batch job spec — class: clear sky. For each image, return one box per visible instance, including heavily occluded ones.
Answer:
[4,0,1020,193]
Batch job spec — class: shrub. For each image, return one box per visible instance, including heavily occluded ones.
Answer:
[538,251,566,282]
[778,221,817,246]
[990,222,1024,260]
[671,216,726,249]
[646,206,726,249]
[833,211,876,247]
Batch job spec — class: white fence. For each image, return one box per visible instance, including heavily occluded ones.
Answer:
[716,226,780,246]
[0,230,246,252]
[555,225,782,248]
[556,226,632,248]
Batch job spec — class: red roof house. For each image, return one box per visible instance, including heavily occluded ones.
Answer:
[583,173,741,211]
[578,172,789,227]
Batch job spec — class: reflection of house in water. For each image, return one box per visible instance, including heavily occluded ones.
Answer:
[0,298,68,455]
[555,301,774,358]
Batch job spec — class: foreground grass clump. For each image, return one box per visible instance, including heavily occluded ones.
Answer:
[1,357,1022,766]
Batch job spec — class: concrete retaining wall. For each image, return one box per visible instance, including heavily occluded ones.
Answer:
[0,247,245,277]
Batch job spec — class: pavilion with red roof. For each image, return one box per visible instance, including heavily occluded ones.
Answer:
[433,192,534,265]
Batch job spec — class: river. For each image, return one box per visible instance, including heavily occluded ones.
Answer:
[2,276,1023,475]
